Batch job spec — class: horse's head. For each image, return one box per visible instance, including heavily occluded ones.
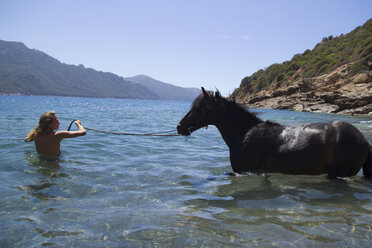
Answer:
[177,87,219,136]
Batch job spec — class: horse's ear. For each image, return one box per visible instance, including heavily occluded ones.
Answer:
[215,91,221,99]
[201,87,211,102]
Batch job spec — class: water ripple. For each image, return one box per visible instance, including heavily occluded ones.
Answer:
[0,95,371,247]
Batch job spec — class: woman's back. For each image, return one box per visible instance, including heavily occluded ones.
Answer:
[34,132,61,156]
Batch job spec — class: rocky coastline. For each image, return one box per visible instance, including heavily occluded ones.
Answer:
[238,63,372,115]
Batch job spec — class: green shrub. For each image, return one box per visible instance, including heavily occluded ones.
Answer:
[234,18,372,96]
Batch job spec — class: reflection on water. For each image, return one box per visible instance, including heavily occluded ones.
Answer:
[181,174,372,247]
[24,152,69,179]
[19,153,69,201]
[5,153,83,247]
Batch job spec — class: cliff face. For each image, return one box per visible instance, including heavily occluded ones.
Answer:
[238,63,372,115]
[233,19,372,115]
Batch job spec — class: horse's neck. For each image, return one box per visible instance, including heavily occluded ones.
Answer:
[215,112,261,149]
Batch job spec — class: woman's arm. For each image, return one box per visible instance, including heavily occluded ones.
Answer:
[56,120,87,139]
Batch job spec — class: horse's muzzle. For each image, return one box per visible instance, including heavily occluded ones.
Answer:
[177,123,190,136]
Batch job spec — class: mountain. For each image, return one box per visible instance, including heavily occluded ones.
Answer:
[0,40,200,101]
[126,75,200,101]
[233,18,372,115]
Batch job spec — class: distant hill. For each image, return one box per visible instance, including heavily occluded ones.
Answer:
[233,18,372,115]
[0,40,200,101]
[126,75,200,101]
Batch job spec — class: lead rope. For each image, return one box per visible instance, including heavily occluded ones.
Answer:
[67,120,181,137]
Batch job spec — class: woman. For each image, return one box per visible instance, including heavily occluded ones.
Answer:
[25,111,86,156]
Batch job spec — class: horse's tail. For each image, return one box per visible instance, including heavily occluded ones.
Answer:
[363,144,372,178]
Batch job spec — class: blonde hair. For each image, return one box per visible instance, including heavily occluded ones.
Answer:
[25,111,57,142]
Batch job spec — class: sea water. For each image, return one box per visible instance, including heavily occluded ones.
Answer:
[0,95,371,247]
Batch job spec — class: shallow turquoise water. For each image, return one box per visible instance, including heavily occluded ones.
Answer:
[1,95,371,247]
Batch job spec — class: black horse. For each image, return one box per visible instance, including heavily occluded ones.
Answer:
[177,87,372,178]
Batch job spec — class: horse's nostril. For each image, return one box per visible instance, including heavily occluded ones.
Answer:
[177,124,182,133]
[177,124,190,135]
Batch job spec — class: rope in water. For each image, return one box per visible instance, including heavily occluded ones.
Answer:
[67,120,181,137]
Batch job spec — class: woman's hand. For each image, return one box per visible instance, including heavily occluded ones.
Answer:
[56,120,86,139]
[75,120,86,135]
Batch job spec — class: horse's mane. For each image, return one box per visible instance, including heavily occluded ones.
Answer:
[191,90,260,122]
[216,91,264,123]
[191,89,280,127]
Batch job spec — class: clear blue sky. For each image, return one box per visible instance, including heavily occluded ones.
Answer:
[0,0,371,95]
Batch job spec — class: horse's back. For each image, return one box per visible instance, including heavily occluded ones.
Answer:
[260,121,369,176]
[262,122,332,174]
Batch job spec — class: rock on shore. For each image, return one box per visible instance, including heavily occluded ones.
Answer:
[238,63,372,115]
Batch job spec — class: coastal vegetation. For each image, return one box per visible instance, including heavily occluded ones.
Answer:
[234,18,372,98]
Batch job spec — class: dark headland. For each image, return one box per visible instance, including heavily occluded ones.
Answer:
[0,40,200,101]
